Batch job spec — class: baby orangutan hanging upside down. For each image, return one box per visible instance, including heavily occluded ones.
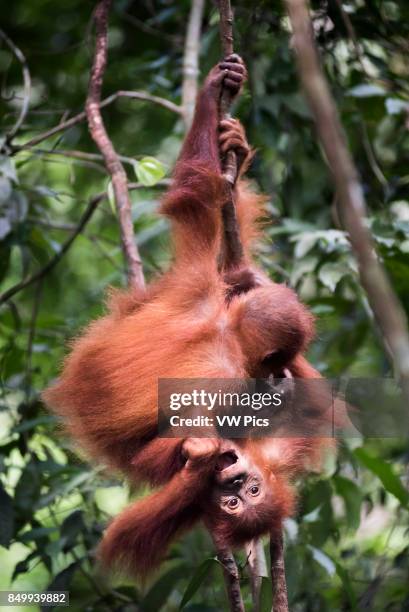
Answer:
[43,55,332,577]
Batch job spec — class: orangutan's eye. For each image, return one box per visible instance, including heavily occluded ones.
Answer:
[249,485,260,496]
[227,497,239,509]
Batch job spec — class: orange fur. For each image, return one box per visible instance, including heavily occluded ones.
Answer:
[43,57,333,578]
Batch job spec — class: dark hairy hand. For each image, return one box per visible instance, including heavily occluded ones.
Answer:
[182,437,221,469]
[219,117,251,170]
[203,54,247,101]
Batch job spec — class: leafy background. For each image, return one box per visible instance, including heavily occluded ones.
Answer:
[0,0,408,610]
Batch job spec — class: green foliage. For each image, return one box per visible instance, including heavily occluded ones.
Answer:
[0,0,408,610]
[179,559,220,609]
[134,157,166,186]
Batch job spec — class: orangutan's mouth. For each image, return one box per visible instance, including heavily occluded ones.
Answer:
[215,451,238,472]
[273,367,293,381]
[267,367,294,398]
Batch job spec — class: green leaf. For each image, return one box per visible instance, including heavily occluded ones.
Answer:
[354,447,409,507]
[400,239,409,253]
[12,415,56,433]
[0,217,11,240]
[347,84,386,97]
[0,176,12,204]
[291,256,318,286]
[28,226,54,263]
[0,244,10,282]
[258,95,281,118]
[282,93,312,118]
[308,545,336,576]
[107,180,116,214]
[0,155,17,182]
[335,561,358,610]
[260,576,273,612]
[11,551,39,582]
[0,49,13,71]
[136,218,168,246]
[293,233,319,258]
[141,565,187,611]
[134,156,166,187]
[209,10,219,25]
[14,457,42,514]
[42,562,78,610]
[291,229,348,258]
[60,510,85,552]
[36,471,94,508]
[32,185,64,201]
[19,527,57,543]
[385,98,409,115]
[333,475,362,530]
[318,262,348,292]
[0,481,14,547]
[179,558,219,609]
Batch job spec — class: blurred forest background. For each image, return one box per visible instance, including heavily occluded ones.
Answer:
[1,0,409,610]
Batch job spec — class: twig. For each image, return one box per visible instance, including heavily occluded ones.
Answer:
[218,0,238,184]
[0,192,105,306]
[209,7,248,603]
[334,0,368,76]
[122,12,182,46]
[217,0,244,270]
[286,0,409,403]
[26,147,138,169]
[12,90,182,154]
[270,531,289,612]
[128,179,171,190]
[215,545,245,612]
[245,539,268,612]
[13,179,169,298]
[332,0,396,93]
[211,8,246,604]
[27,219,77,231]
[358,575,383,610]
[332,0,388,188]
[47,505,108,600]
[86,234,122,272]
[25,279,43,401]
[0,27,31,142]
[86,0,145,291]
[360,124,388,187]
[182,0,206,130]
[18,149,106,174]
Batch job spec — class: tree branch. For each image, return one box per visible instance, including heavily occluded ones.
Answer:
[270,531,289,612]
[334,0,368,76]
[86,0,145,291]
[25,278,43,401]
[122,11,183,46]
[27,147,138,169]
[12,90,182,154]
[217,0,244,270]
[332,1,388,188]
[209,6,247,606]
[218,0,238,184]
[286,0,409,402]
[0,179,170,306]
[245,539,268,612]
[0,192,104,306]
[0,27,31,142]
[214,544,245,612]
[182,0,205,130]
